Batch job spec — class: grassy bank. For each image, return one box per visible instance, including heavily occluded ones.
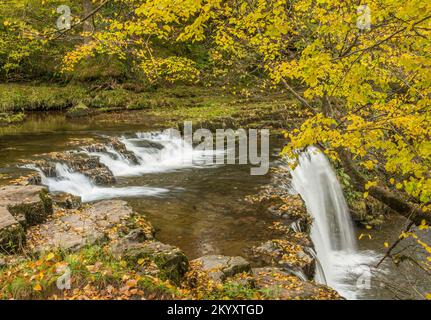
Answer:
[0,82,300,132]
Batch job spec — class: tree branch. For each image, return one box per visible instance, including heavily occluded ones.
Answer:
[338,149,430,226]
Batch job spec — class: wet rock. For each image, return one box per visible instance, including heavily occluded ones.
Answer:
[0,206,25,253]
[116,240,189,285]
[85,138,140,165]
[191,255,251,283]
[252,267,341,300]
[124,228,154,242]
[0,185,53,227]
[246,185,311,232]
[51,192,82,209]
[134,140,164,150]
[31,152,115,185]
[66,102,92,118]
[251,238,315,279]
[26,200,133,252]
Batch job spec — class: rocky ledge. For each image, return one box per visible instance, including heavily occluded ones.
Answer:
[0,156,340,300]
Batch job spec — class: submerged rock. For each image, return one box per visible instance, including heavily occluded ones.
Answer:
[191,255,251,283]
[252,267,341,300]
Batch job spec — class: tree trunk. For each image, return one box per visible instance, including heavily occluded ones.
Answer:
[338,149,430,226]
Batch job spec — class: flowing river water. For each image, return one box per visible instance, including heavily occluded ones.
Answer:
[1,112,430,299]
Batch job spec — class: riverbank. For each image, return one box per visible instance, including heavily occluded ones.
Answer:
[0,82,302,136]
[0,144,340,300]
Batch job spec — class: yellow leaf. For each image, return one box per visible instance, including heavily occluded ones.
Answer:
[384,242,389,248]
[426,293,431,300]
[138,258,145,265]
[33,283,42,291]
[45,252,55,261]
[363,192,369,198]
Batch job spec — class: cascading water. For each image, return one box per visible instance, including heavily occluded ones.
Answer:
[26,163,168,202]
[289,147,379,299]
[84,131,220,177]
[24,130,220,202]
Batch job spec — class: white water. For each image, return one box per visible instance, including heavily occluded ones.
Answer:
[289,147,379,300]
[25,131,220,202]
[26,163,168,202]
[84,131,220,177]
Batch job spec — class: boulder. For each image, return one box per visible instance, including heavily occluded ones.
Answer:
[50,192,82,209]
[0,206,25,252]
[31,152,115,185]
[26,200,133,252]
[116,240,189,285]
[191,255,251,283]
[252,267,341,300]
[85,138,140,165]
[251,238,315,279]
[0,185,53,227]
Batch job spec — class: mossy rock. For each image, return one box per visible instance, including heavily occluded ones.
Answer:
[121,241,189,285]
[0,207,25,253]
[0,185,53,228]
[66,102,92,118]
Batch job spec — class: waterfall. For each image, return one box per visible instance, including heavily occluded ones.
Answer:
[84,131,220,176]
[24,130,219,202]
[25,163,168,203]
[289,147,378,300]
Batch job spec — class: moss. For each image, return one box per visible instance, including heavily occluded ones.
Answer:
[0,245,181,300]
[65,102,92,118]
[0,223,25,254]
[0,84,87,111]
[0,112,26,125]
[124,243,189,285]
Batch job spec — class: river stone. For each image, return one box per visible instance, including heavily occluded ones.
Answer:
[33,152,115,185]
[251,239,315,279]
[85,138,140,165]
[252,267,341,300]
[116,240,188,285]
[0,206,25,253]
[0,185,53,227]
[191,255,251,283]
[26,200,133,252]
[50,192,82,209]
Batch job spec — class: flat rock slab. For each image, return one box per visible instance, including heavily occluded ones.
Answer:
[0,185,53,252]
[252,267,341,300]
[191,255,251,282]
[26,200,133,252]
[0,185,53,227]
